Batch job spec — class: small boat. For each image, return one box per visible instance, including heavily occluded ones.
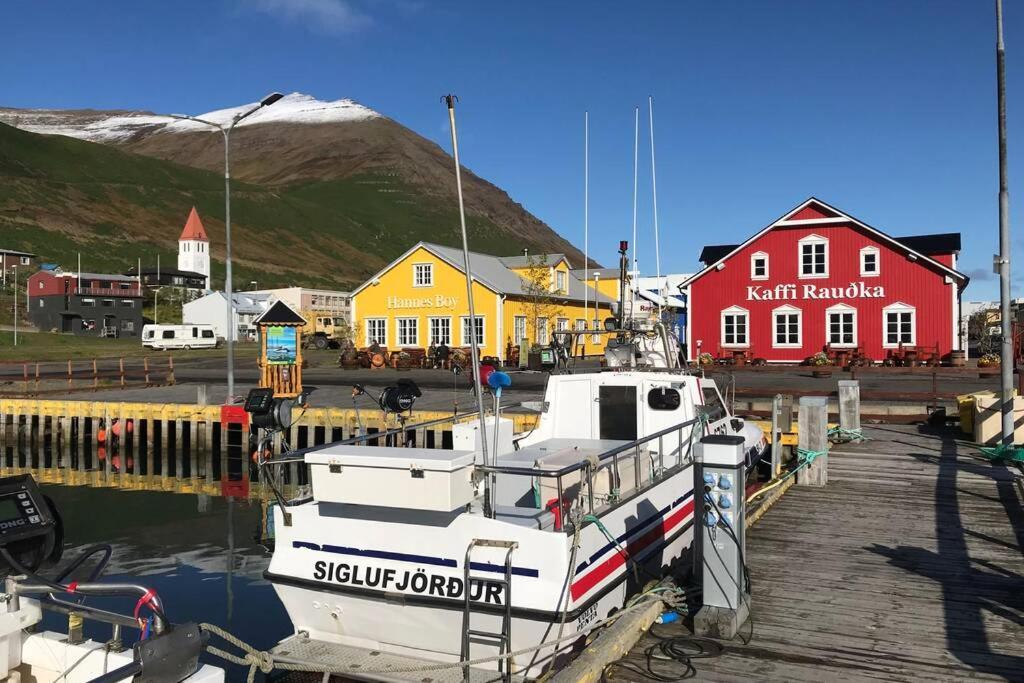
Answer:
[262,245,768,680]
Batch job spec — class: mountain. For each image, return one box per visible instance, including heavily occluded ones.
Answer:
[0,94,591,291]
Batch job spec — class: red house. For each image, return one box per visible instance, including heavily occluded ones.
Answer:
[681,198,969,364]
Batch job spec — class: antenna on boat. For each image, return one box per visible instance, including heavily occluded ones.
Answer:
[583,111,590,350]
[631,106,640,286]
[442,94,493,516]
[648,96,664,320]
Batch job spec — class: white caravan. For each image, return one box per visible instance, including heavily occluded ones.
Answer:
[141,324,218,350]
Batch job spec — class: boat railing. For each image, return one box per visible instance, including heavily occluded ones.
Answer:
[477,414,705,519]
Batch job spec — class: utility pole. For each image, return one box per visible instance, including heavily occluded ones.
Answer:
[997,0,1014,446]
[13,265,18,346]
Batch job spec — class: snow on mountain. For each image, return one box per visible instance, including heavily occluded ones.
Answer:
[0,93,379,142]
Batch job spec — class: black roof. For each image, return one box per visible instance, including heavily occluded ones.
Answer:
[699,244,738,265]
[893,233,961,254]
[253,300,305,325]
[699,232,960,268]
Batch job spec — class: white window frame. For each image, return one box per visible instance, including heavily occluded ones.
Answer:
[860,246,880,277]
[461,315,485,346]
[591,318,600,344]
[20,256,29,265]
[396,317,419,347]
[365,317,387,346]
[536,317,549,345]
[428,316,451,346]
[771,304,802,348]
[798,234,829,279]
[750,251,769,281]
[556,270,567,293]
[883,302,916,348]
[721,305,749,348]
[556,317,569,331]
[513,315,527,344]
[412,263,433,288]
[825,303,857,348]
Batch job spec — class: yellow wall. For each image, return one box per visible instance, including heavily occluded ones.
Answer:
[352,246,613,359]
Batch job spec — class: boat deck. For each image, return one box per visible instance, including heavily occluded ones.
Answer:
[610,424,1024,682]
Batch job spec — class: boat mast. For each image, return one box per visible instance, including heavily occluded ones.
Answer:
[443,95,492,514]
[583,111,590,346]
[648,96,663,320]
[631,106,640,285]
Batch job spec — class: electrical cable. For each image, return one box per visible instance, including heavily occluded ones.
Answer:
[600,623,725,682]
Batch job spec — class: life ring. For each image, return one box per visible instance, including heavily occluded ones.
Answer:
[370,353,386,368]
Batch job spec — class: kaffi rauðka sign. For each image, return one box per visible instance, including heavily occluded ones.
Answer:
[746,282,885,302]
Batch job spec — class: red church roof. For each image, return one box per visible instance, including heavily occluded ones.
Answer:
[179,207,209,242]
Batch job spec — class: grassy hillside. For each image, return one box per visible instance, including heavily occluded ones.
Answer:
[0,122,557,290]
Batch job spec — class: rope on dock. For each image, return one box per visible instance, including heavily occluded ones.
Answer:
[978,443,1024,464]
[827,426,867,443]
[746,446,826,504]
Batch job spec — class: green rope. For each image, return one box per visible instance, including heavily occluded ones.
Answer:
[827,426,868,442]
[795,447,827,465]
[978,444,1024,464]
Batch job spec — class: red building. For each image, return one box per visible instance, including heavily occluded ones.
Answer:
[681,198,968,364]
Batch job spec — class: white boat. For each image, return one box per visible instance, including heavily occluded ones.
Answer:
[262,244,767,679]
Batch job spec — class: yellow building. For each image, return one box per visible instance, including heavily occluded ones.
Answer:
[350,242,615,360]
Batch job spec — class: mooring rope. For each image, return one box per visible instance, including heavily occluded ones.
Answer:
[827,426,867,442]
[200,587,684,681]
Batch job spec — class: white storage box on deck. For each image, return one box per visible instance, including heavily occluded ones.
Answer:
[519,438,654,506]
[453,416,514,461]
[306,446,477,512]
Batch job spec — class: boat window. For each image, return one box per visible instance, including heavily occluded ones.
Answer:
[599,385,637,440]
[648,387,681,411]
[701,387,727,422]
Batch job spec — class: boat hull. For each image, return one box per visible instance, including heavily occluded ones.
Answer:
[267,465,695,678]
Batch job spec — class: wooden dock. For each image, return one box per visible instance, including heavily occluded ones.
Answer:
[0,398,539,499]
[611,424,1024,682]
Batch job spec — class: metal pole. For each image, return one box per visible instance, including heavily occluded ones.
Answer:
[648,96,663,320]
[998,0,1014,446]
[13,266,17,346]
[583,111,589,345]
[631,106,639,281]
[223,127,236,403]
[443,95,491,514]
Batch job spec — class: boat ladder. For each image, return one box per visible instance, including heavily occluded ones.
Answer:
[461,538,518,683]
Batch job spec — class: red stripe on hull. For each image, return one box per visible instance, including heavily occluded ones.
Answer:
[570,499,694,601]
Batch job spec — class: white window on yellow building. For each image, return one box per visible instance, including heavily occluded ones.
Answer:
[413,263,433,287]
[556,317,569,331]
[574,319,586,333]
[396,317,419,346]
[366,318,387,346]
[461,316,485,346]
[556,270,567,293]
[513,316,527,345]
[428,317,451,345]
[537,317,549,345]
[591,318,600,344]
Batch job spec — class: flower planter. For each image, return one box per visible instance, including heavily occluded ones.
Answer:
[812,369,833,379]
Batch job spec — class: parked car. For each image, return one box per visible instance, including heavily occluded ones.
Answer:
[142,324,219,350]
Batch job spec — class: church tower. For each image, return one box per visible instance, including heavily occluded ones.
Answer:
[178,207,210,290]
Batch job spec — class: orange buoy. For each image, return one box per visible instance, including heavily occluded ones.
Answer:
[97,428,107,444]
[97,446,107,462]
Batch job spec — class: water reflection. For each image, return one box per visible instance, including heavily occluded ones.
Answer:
[38,483,291,678]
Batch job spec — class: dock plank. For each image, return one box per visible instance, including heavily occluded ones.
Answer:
[610,425,1024,682]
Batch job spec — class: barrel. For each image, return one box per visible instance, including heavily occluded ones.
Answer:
[950,350,966,367]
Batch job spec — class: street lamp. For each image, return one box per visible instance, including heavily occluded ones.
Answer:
[12,265,17,347]
[169,92,284,403]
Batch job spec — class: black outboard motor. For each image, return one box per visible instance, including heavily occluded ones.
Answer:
[378,379,422,414]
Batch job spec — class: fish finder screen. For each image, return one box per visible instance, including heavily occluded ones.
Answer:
[0,497,21,521]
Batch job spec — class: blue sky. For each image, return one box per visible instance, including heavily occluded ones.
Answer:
[2,1,1022,299]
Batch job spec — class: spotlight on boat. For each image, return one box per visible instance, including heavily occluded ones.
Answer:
[377,379,422,414]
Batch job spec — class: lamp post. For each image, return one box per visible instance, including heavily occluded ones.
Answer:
[13,265,17,347]
[169,92,284,403]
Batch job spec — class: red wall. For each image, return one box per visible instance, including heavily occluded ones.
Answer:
[28,271,70,297]
[688,221,960,362]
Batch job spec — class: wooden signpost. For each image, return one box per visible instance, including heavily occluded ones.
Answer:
[254,301,306,398]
